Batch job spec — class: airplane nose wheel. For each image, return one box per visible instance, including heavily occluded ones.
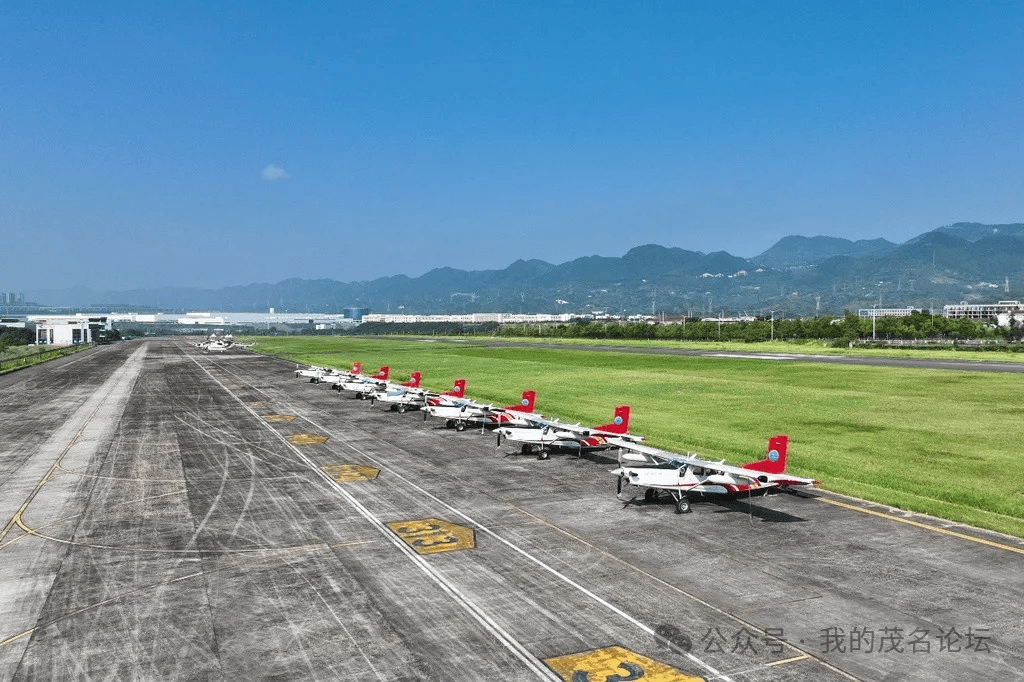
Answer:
[675,496,690,514]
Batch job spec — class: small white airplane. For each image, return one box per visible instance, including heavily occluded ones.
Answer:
[495,405,643,459]
[196,333,252,352]
[422,385,536,432]
[609,434,819,514]
[296,361,361,383]
[333,365,390,399]
[369,372,428,412]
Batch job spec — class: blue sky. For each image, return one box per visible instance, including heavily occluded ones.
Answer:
[3,1,1022,291]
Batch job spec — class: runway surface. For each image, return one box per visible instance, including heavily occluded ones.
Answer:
[1,339,1021,680]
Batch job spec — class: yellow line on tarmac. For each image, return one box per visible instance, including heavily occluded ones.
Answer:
[818,498,1024,555]
[765,654,810,667]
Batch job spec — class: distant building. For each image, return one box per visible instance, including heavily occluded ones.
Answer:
[29,315,111,346]
[858,307,919,318]
[177,312,226,325]
[943,301,1023,322]
[343,307,370,321]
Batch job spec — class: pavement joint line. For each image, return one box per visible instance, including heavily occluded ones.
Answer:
[817,497,1024,555]
[188,349,563,682]
[53,462,308,483]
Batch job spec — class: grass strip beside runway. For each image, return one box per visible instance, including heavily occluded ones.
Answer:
[245,335,1024,538]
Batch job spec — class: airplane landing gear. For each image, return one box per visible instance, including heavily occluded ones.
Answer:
[675,496,691,514]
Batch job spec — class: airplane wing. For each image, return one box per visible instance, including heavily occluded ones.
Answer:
[607,438,817,487]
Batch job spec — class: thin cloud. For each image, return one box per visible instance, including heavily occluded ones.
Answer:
[261,164,290,181]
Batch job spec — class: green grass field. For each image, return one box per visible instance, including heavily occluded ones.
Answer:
[243,335,1024,538]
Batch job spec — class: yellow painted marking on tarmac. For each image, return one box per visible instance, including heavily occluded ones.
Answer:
[246,401,269,408]
[818,497,1024,556]
[322,464,380,482]
[765,654,810,667]
[545,646,703,682]
[0,407,93,544]
[263,414,296,423]
[386,518,475,555]
[286,433,328,445]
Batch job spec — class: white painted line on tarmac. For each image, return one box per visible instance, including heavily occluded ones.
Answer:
[188,351,562,681]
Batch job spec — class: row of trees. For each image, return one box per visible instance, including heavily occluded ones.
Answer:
[0,325,35,350]
[490,313,1000,345]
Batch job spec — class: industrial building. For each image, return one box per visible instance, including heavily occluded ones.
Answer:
[29,315,111,346]
[943,301,1024,322]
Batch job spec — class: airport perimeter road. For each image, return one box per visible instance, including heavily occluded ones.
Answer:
[1,340,1022,680]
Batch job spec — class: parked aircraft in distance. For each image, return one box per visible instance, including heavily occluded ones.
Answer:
[370,372,429,412]
[334,366,390,398]
[609,434,819,514]
[495,405,643,459]
[197,333,253,353]
[424,390,538,431]
[297,361,361,383]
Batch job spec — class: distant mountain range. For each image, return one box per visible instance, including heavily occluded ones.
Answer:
[19,222,1024,317]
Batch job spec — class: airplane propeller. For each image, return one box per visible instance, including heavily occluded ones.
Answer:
[616,475,623,497]
[496,431,503,448]
[423,410,429,422]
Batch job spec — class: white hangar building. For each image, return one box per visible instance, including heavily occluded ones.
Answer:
[29,315,111,346]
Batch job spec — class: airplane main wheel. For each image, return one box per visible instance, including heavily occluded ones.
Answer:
[537,450,549,460]
[675,497,691,514]
[455,421,467,432]
[397,404,407,413]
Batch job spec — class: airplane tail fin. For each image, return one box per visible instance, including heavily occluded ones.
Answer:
[404,371,421,388]
[594,405,630,434]
[371,366,389,381]
[444,379,466,397]
[352,362,362,374]
[742,435,788,474]
[506,390,535,413]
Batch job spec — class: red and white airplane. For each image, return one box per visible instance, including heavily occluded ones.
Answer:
[426,379,467,406]
[485,390,538,426]
[333,365,390,398]
[298,361,362,384]
[369,372,429,412]
[495,405,643,459]
[609,434,819,514]
[423,388,536,432]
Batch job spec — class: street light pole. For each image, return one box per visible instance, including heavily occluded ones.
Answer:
[770,310,775,342]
